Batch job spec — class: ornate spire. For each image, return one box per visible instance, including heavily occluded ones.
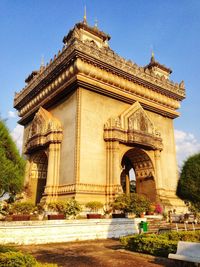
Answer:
[83,6,87,24]
[94,18,98,28]
[41,55,45,68]
[151,51,155,63]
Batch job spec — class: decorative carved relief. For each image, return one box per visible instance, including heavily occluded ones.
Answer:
[104,102,163,150]
[25,107,63,153]
[14,27,185,113]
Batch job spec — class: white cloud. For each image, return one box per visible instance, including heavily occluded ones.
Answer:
[11,125,24,154]
[8,110,17,118]
[175,129,200,167]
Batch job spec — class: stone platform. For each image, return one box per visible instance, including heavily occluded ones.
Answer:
[0,218,143,245]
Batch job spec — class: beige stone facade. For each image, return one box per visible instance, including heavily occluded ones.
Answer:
[14,19,186,210]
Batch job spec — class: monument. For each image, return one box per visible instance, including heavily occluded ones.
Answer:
[14,16,186,210]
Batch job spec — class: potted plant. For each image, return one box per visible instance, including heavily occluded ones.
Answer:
[111,194,128,218]
[10,202,35,221]
[0,201,8,221]
[85,201,103,219]
[147,204,156,215]
[64,199,82,219]
[111,193,150,218]
[36,203,45,220]
[47,201,65,220]
[103,207,112,219]
[155,203,163,214]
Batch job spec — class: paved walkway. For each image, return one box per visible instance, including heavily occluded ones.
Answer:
[19,239,177,267]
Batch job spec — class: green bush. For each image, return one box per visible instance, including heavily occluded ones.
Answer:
[121,235,177,257]
[0,247,58,267]
[112,193,150,215]
[35,264,57,267]
[9,202,35,215]
[0,246,17,253]
[161,230,200,242]
[85,201,103,212]
[120,230,200,257]
[64,199,82,218]
[47,199,82,218]
[177,153,200,207]
[0,251,36,267]
[47,201,65,214]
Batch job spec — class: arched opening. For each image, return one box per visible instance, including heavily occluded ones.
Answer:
[29,151,48,204]
[120,148,156,202]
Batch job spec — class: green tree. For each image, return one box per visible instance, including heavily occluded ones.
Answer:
[0,119,25,197]
[177,153,200,209]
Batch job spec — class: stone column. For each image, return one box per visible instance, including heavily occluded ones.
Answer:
[46,143,61,200]
[154,149,163,194]
[125,174,130,195]
[106,141,121,204]
[112,141,120,185]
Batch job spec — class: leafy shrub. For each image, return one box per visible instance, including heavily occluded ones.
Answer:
[162,230,200,242]
[47,201,65,214]
[0,119,25,196]
[0,246,58,266]
[0,201,8,216]
[48,199,82,218]
[85,201,103,212]
[121,234,177,257]
[0,251,37,267]
[112,193,150,216]
[120,230,200,257]
[177,153,200,207]
[9,202,35,215]
[35,264,57,267]
[64,199,82,218]
[36,203,45,215]
[155,203,163,214]
[0,246,17,253]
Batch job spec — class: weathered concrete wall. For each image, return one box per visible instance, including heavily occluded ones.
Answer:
[0,218,142,245]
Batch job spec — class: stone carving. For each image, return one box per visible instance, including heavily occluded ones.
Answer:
[14,24,185,112]
[25,107,63,153]
[104,102,163,150]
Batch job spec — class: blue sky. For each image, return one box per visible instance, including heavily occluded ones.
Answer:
[1,0,200,165]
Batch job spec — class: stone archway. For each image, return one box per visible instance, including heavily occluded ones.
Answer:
[104,101,163,204]
[24,107,63,203]
[121,148,156,202]
[29,151,48,204]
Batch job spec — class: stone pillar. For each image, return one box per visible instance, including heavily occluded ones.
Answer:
[106,141,121,204]
[125,174,130,195]
[112,141,120,185]
[45,143,61,200]
[154,149,163,195]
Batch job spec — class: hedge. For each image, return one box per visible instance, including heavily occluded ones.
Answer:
[120,230,200,257]
[0,246,57,267]
[0,251,36,267]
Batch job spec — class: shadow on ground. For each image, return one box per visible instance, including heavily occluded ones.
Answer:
[19,239,178,267]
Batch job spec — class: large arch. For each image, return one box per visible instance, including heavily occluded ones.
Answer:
[29,151,48,204]
[120,148,157,202]
[24,107,63,203]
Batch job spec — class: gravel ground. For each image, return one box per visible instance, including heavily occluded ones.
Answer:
[19,239,178,267]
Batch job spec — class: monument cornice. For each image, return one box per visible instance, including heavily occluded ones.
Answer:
[73,40,185,101]
[17,58,181,125]
[14,38,185,111]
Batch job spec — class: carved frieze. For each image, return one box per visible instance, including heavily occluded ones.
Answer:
[25,107,63,153]
[14,24,185,118]
[104,102,163,150]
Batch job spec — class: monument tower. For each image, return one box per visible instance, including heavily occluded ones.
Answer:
[14,16,186,210]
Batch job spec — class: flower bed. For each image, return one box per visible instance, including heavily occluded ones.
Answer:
[120,230,200,257]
